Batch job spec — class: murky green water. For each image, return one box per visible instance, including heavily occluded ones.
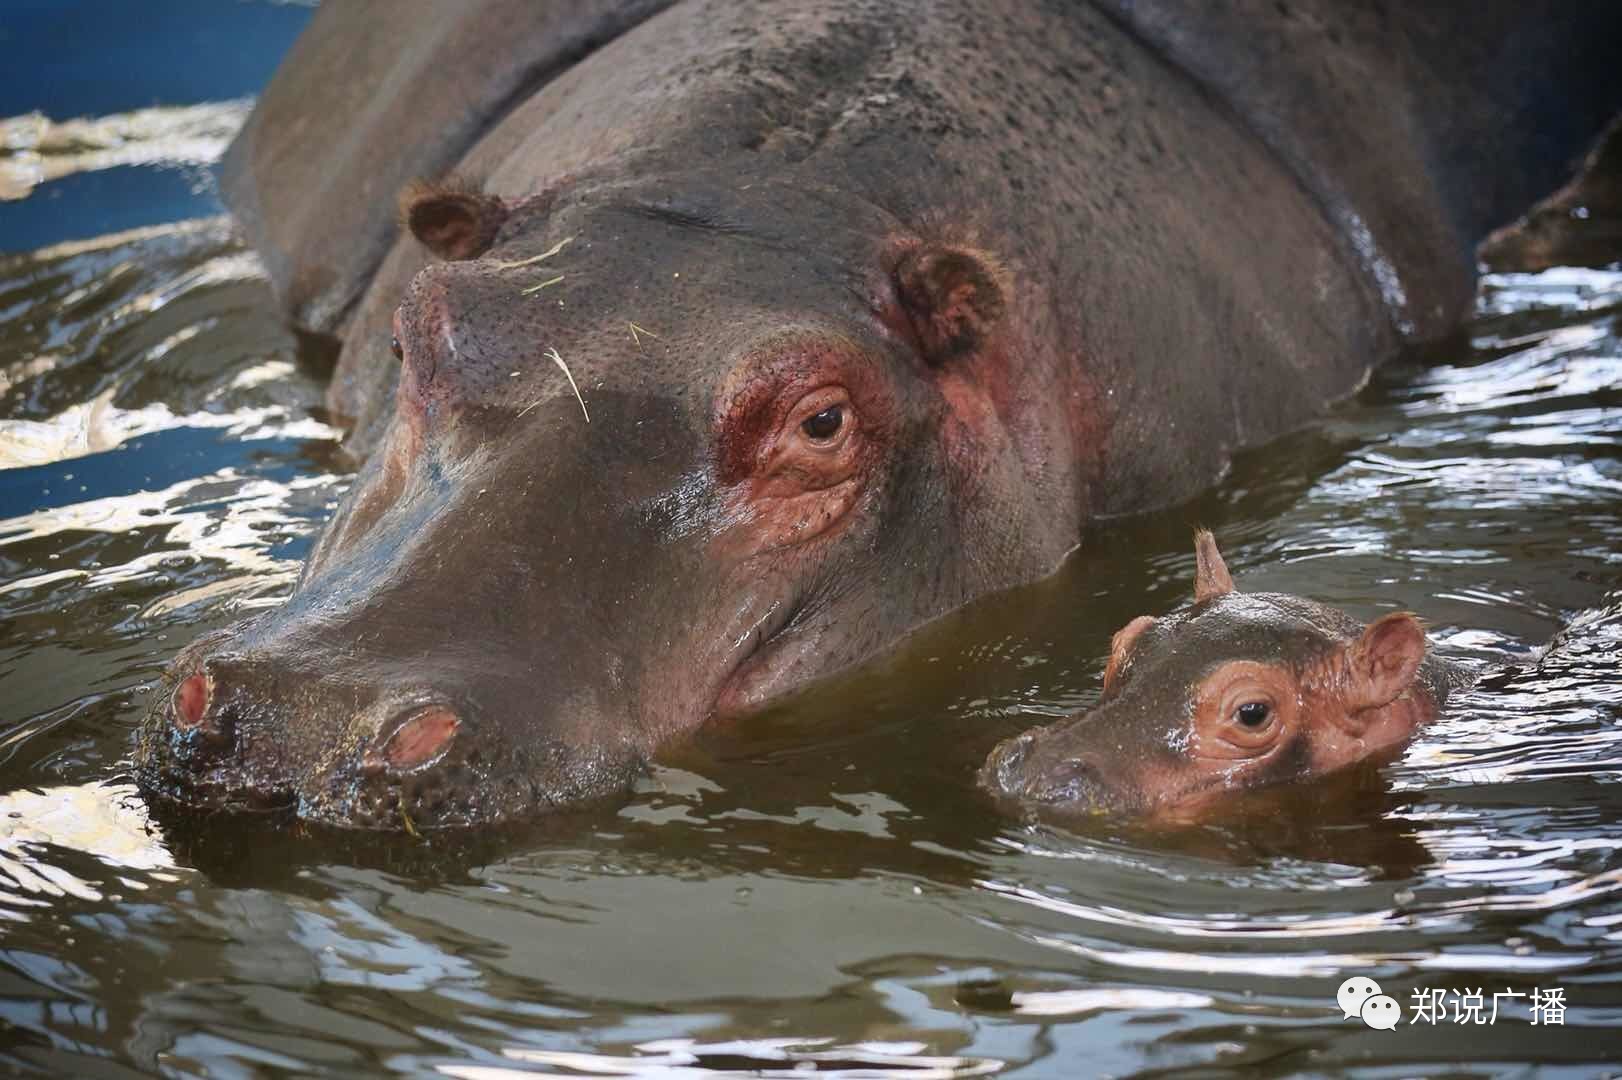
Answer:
[4,8,1622,1076]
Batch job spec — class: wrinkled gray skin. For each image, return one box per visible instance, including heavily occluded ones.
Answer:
[135,0,1622,828]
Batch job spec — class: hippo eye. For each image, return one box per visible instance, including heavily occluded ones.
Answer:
[1197,665,1289,759]
[1234,701,1271,729]
[802,405,844,441]
[390,335,403,361]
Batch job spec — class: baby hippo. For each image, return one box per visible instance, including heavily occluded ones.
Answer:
[981,531,1469,820]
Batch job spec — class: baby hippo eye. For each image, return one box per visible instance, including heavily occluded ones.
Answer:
[802,405,844,441]
[390,335,403,361]
[1234,701,1272,728]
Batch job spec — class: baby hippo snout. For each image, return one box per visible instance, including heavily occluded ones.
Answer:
[980,730,1116,813]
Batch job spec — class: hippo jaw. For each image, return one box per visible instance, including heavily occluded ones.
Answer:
[136,181,1094,829]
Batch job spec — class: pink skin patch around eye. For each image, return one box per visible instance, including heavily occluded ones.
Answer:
[173,673,211,730]
[381,706,461,770]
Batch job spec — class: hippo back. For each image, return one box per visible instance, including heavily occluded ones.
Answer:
[1095,0,1622,342]
[220,0,674,334]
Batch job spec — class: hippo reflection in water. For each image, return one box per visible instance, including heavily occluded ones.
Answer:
[134,1,1622,827]
[981,532,1474,820]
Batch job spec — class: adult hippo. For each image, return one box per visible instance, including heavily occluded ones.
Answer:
[135,0,1622,828]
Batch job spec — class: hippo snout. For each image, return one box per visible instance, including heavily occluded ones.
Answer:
[139,640,296,814]
[980,729,1116,814]
[137,629,495,829]
[979,732,1034,794]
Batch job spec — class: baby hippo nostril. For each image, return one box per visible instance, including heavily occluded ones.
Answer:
[171,672,212,731]
[1041,757,1103,802]
[376,706,461,772]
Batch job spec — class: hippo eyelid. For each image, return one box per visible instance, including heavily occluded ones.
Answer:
[781,386,857,458]
[1215,685,1280,728]
[1191,660,1293,758]
[802,404,844,441]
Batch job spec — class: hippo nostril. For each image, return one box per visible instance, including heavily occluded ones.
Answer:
[172,672,212,731]
[1037,757,1106,805]
[372,705,461,773]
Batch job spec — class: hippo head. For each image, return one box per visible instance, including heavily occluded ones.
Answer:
[981,532,1450,821]
[135,173,1092,828]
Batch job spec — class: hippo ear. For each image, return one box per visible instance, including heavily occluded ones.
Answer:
[399,181,509,261]
[1344,612,1427,712]
[1102,614,1156,695]
[1193,528,1235,603]
[894,246,1007,363]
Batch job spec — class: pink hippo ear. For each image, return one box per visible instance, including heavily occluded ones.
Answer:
[1102,614,1157,695]
[399,180,509,261]
[1345,612,1428,712]
[1193,528,1235,603]
[893,246,1008,363]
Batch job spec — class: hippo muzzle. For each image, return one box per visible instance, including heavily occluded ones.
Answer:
[979,709,1153,818]
[135,366,719,828]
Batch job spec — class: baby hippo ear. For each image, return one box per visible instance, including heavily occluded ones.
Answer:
[894,246,1008,363]
[399,181,509,261]
[1102,614,1156,695]
[1346,612,1428,711]
[1193,528,1235,603]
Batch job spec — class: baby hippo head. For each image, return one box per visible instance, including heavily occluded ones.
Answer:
[981,531,1450,820]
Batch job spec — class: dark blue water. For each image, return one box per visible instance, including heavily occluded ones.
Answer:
[1,0,309,117]
[0,0,311,252]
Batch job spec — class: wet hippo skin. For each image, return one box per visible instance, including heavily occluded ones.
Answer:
[135,1,1622,828]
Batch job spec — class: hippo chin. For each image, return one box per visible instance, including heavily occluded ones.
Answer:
[981,531,1473,822]
[135,0,1621,828]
